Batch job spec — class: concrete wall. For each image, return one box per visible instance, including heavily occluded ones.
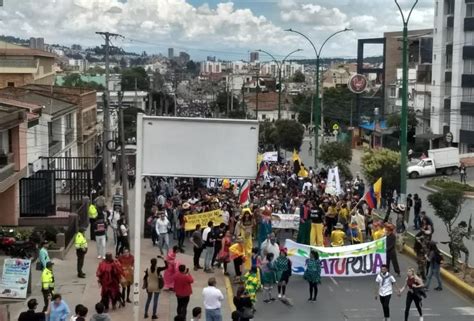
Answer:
[0,184,18,225]
[27,116,49,172]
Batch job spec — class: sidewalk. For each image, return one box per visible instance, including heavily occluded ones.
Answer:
[3,230,232,321]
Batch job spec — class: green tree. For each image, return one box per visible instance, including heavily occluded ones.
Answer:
[61,73,104,90]
[292,70,305,83]
[386,109,418,129]
[123,107,145,140]
[121,67,149,91]
[274,119,305,151]
[292,93,312,125]
[320,142,352,167]
[361,148,401,193]
[259,121,278,149]
[322,87,356,126]
[427,188,465,267]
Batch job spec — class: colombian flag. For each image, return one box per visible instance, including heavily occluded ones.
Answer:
[364,188,377,209]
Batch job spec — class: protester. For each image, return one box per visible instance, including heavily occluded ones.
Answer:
[90,303,111,321]
[425,241,443,291]
[164,246,180,291]
[202,221,216,273]
[260,252,276,303]
[190,307,202,321]
[70,304,86,321]
[309,203,325,246]
[74,227,88,278]
[398,267,425,321]
[414,234,427,281]
[413,194,422,229]
[330,223,346,247]
[260,233,279,262]
[243,266,261,304]
[94,214,107,260]
[112,187,123,209]
[375,264,399,321]
[116,215,129,256]
[118,248,134,303]
[217,230,232,275]
[229,238,245,283]
[155,211,171,255]
[191,224,204,271]
[18,297,50,321]
[385,223,400,276]
[274,247,291,299]
[96,253,123,311]
[48,294,70,321]
[212,223,226,267]
[108,206,121,246]
[297,200,311,245]
[174,264,194,319]
[41,261,55,312]
[233,285,254,321]
[303,250,321,302]
[143,257,168,319]
[202,277,224,321]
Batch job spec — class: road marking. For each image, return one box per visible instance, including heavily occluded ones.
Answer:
[328,285,334,292]
[330,277,339,286]
[452,307,474,315]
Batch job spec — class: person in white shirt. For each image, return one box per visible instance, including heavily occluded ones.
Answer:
[202,277,223,321]
[155,212,170,255]
[202,222,215,272]
[221,204,230,227]
[108,207,121,245]
[260,233,279,263]
[375,264,400,321]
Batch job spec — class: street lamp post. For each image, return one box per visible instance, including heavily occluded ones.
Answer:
[395,0,418,206]
[286,28,352,167]
[257,49,302,119]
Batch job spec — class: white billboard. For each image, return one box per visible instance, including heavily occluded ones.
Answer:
[140,116,259,179]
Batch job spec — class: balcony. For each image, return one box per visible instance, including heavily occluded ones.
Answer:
[0,153,14,182]
[49,140,61,156]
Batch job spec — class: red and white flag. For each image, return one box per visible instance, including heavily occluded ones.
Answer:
[238,179,250,205]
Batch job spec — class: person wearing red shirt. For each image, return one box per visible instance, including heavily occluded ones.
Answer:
[174,264,194,319]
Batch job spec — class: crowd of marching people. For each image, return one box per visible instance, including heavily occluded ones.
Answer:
[24,153,471,321]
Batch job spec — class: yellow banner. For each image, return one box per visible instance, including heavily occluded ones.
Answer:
[184,210,224,231]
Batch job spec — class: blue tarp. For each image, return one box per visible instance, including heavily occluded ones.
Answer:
[359,120,387,131]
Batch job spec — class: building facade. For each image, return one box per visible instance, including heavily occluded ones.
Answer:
[432,0,474,152]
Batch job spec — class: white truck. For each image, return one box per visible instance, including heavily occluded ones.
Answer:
[407,147,460,178]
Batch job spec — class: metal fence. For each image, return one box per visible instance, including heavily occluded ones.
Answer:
[19,170,56,217]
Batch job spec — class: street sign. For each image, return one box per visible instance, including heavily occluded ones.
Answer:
[348,74,368,94]
[332,123,340,131]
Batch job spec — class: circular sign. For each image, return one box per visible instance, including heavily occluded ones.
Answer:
[332,123,340,131]
[348,74,368,94]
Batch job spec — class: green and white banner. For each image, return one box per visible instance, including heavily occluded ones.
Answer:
[285,237,386,277]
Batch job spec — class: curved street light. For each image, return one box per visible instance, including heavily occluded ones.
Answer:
[256,49,303,119]
[394,0,419,206]
[285,27,352,167]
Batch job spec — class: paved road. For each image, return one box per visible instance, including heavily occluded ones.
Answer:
[252,253,474,321]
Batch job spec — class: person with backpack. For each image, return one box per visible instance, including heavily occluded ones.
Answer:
[143,256,168,319]
[375,264,400,321]
[425,241,443,291]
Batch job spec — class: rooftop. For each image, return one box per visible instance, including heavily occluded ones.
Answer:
[0,41,56,59]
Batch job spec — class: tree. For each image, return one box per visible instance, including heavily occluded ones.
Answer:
[386,109,418,129]
[186,60,199,76]
[427,188,465,267]
[121,67,149,91]
[259,121,278,149]
[274,119,305,151]
[292,93,312,125]
[292,70,305,83]
[361,148,400,194]
[61,73,104,90]
[320,142,352,167]
[322,87,356,127]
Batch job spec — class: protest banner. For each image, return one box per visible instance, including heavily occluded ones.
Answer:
[285,237,386,277]
[184,209,223,231]
[0,258,31,299]
[271,213,299,230]
[263,151,278,162]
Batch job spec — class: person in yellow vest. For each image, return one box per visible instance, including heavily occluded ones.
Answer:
[41,261,55,312]
[372,221,386,240]
[75,227,88,278]
[88,203,98,241]
[330,223,346,247]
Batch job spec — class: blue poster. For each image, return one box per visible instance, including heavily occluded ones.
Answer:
[0,258,31,299]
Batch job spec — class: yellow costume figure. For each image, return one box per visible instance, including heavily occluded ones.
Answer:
[240,208,254,270]
[330,223,346,247]
[372,222,385,240]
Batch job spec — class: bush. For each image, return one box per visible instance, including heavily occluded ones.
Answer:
[426,177,474,192]
[361,148,400,193]
[33,226,59,243]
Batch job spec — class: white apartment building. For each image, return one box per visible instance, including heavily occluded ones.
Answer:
[432,0,474,153]
[68,58,89,72]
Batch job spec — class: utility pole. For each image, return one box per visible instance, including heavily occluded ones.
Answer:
[118,91,129,218]
[96,31,123,198]
[394,0,418,206]
[255,67,260,120]
[134,77,138,109]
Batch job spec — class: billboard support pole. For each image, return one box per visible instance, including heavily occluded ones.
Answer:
[132,113,143,321]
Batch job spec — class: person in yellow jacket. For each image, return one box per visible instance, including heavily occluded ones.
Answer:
[75,227,88,278]
[372,221,386,240]
[229,238,245,283]
[41,261,55,312]
[330,223,346,247]
[88,203,98,241]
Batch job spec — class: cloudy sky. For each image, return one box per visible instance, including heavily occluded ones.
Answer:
[0,0,434,60]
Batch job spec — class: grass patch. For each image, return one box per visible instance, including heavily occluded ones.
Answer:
[426,177,474,192]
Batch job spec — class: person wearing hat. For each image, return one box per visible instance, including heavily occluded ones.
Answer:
[229,238,246,283]
[38,240,50,271]
[75,227,88,278]
[330,223,346,247]
[349,222,363,244]
[41,261,55,311]
[385,223,400,276]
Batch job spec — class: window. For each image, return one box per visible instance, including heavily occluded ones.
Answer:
[435,1,438,16]
[291,114,296,120]
[463,88,474,102]
[445,82,452,97]
[445,0,454,15]
[0,130,9,154]
[465,60,474,74]
[7,82,14,87]
[262,114,266,119]
[461,115,474,130]
[66,114,73,129]
[48,122,53,144]
[465,31,474,46]
[389,87,397,98]
[446,52,452,69]
[467,3,474,17]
